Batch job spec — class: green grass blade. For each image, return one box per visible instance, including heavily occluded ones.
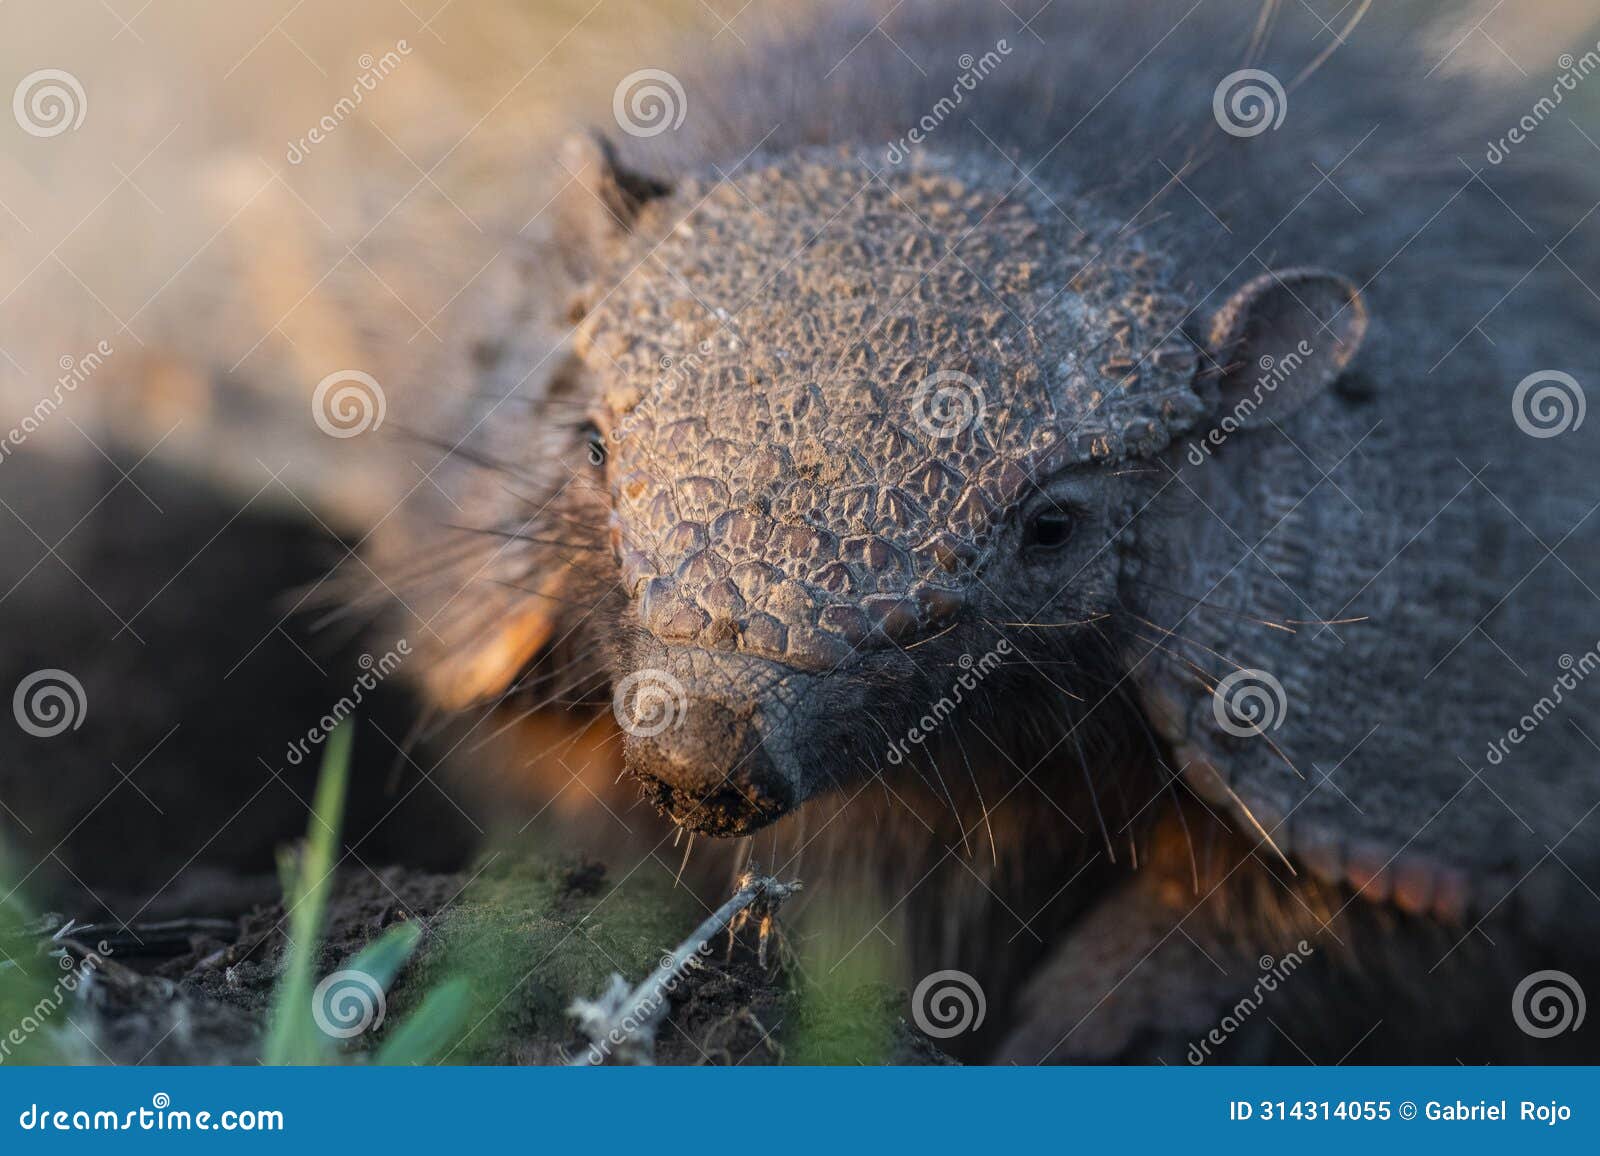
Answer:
[0,839,62,1064]
[262,719,354,1065]
[374,978,472,1066]
[346,921,423,995]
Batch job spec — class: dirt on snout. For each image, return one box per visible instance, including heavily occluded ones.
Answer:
[17,855,950,1066]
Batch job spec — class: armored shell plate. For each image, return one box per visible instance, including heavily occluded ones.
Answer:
[578,147,1204,666]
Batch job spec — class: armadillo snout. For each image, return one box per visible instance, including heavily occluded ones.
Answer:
[620,683,799,837]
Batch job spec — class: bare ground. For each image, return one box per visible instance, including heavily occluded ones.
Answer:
[11,856,950,1066]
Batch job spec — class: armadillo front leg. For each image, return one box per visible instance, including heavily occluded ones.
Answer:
[993,868,1297,1064]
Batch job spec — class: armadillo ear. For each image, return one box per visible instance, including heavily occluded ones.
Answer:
[1203,268,1369,430]
[554,132,672,282]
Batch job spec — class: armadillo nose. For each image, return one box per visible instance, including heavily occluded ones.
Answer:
[622,695,797,836]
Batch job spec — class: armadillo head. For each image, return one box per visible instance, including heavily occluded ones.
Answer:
[561,141,1366,836]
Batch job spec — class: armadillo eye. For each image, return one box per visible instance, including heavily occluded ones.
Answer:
[579,421,606,469]
[1023,508,1075,553]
